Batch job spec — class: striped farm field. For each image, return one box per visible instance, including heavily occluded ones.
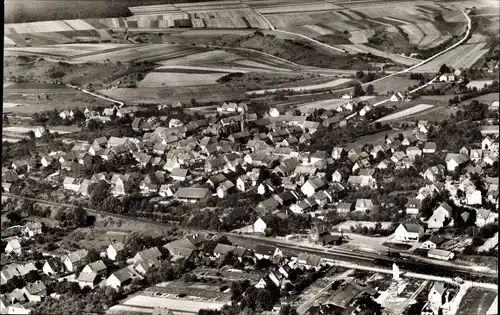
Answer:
[409,42,489,72]
[266,13,314,28]
[339,44,421,66]
[138,71,228,87]
[72,45,209,63]
[248,78,352,94]
[5,21,77,34]
[375,104,434,122]
[255,2,341,14]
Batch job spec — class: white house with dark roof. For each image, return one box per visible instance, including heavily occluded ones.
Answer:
[427,203,452,230]
[394,223,424,242]
[301,177,327,197]
[5,239,22,255]
[107,242,125,261]
[445,153,469,171]
[174,187,211,203]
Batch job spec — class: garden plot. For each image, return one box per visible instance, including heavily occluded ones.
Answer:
[457,287,497,315]
[248,78,351,94]
[375,104,434,122]
[299,96,375,110]
[138,72,227,87]
[410,43,489,72]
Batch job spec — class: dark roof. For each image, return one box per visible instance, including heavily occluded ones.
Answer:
[254,244,277,256]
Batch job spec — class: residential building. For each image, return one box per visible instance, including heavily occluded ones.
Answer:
[394,223,424,242]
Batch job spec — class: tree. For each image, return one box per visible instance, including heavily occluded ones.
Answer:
[71,206,88,227]
[7,211,22,224]
[353,83,365,97]
[85,248,100,264]
[3,114,9,126]
[355,71,365,80]
[439,64,451,74]
[366,84,374,95]
[87,119,99,131]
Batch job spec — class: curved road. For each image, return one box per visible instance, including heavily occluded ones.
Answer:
[254,9,472,91]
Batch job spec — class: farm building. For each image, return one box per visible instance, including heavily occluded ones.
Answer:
[427,248,454,261]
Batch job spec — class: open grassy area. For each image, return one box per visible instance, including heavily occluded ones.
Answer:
[457,287,497,315]
[371,75,420,95]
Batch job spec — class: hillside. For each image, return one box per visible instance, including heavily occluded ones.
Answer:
[5,0,218,23]
[218,32,392,70]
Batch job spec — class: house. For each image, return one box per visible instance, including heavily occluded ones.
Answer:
[273,191,298,207]
[470,149,483,161]
[466,189,482,205]
[62,249,88,272]
[217,180,235,198]
[107,242,125,261]
[236,175,253,192]
[22,281,46,302]
[423,142,437,154]
[170,168,189,182]
[133,247,162,267]
[394,223,424,242]
[482,136,494,150]
[257,180,276,195]
[336,202,352,214]
[331,170,343,183]
[23,222,42,238]
[296,253,323,270]
[427,202,452,229]
[428,248,455,260]
[106,266,142,289]
[476,209,497,227]
[445,153,469,171]
[253,244,282,260]
[490,100,499,110]
[82,260,107,276]
[355,199,374,213]
[42,259,60,277]
[213,243,236,258]
[422,165,445,182]
[59,110,74,120]
[439,73,455,82]
[421,235,446,249]
[301,177,327,197]
[5,239,22,255]
[34,126,47,138]
[174,187,211,203]
[428,282,447,308]
[406,146,422,158]
[77,272,99,289]
[163,239,196,260]
[331,147,345,160]
[256,198,280,215]
[405,198,421,216]
[1,266,20,284]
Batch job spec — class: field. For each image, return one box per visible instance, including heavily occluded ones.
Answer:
[138,71,228,87]
[98,85,248,105]
[375,104,435,122]
[248,78,352,94]
[338,44,420,66]
[3,82,115,114]
[120,295,228,313]
[298,96,376,110]
[466,80,494,90]
[410,43,490,73]
[462,93,499,105]
[456,287,497,315]
[371,75,420,95]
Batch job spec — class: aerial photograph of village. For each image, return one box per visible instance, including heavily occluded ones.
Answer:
[1,0,498,314]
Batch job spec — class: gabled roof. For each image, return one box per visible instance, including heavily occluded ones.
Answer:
[85,260,106,273]
[170,168,189,178]
[402,223,423,233]
[213,243,235,255]
[77,272,98,283]
[445,153,469,165]
[254,244,277,256]
[175,187,210,199]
